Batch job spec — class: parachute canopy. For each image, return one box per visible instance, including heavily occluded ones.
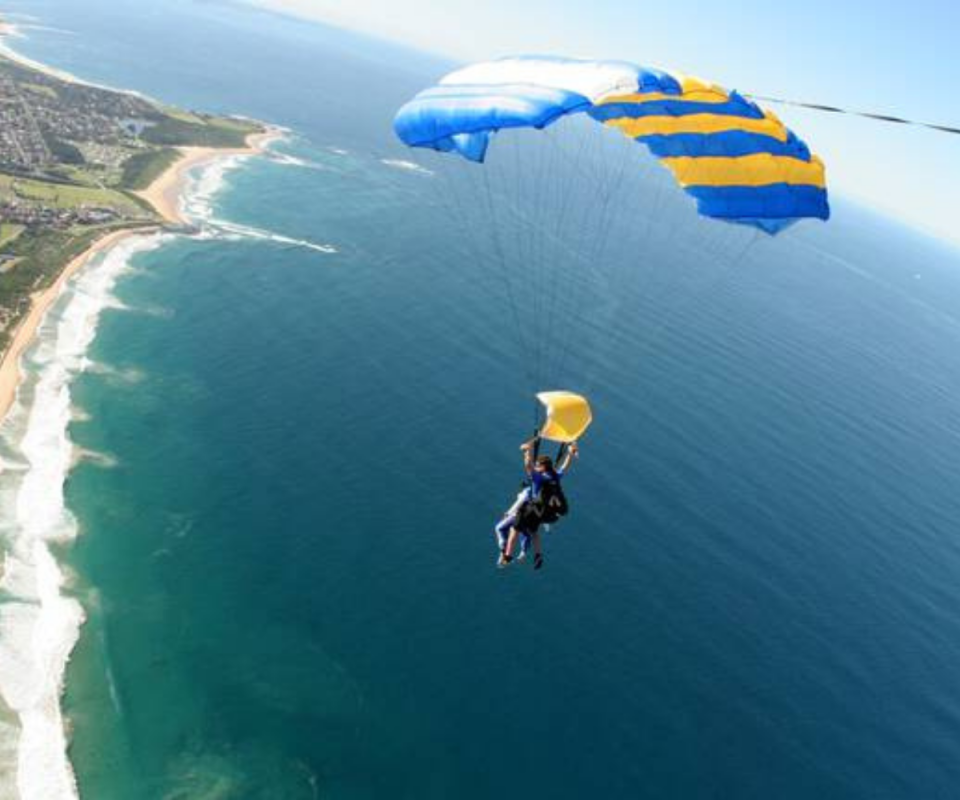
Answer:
[393,56,829,233]
[537,391,593,443]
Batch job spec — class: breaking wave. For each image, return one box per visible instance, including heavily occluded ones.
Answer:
[0,233,167,800]
[182,155,337,254]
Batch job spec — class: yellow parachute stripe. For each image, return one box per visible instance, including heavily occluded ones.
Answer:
[604,112,788,142]
[599,89,731,105]
[600,76,732,105]
[660,153,827,188]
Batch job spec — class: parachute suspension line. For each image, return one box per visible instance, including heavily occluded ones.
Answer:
[506,122,587,393]
[550,129,638,387]
[588,149,674,375]
[745,94,960,136]
[529,124,557,391]
[506,131,539,386]
[559,126,640,387]
[443,157,536,395]
[508,133,531,342]
[540,125,610,383]
[538,127,594,389]
[535,123,584,390]
[576,144,762,404]
[537,129,562,389]
[537,123,593,389]
[477,161,538,394]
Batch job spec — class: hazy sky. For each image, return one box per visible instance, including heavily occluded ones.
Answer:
[253,0,960,247]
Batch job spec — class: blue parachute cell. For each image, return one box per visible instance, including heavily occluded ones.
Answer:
[393,55,829,233]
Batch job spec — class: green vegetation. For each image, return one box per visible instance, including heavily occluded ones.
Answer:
[21,83,58,99]
[0,224,25,248]
[0,225,116,350]
[155,105,208,125]
[0,55,265,360]
[0,175,144,216]
[43,135,85,165]
[141,114,259,148]
[119,148,180,191]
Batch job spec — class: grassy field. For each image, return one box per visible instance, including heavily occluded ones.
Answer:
[119,148,180,191]
[0,175,144,216]
[141,115,259,148]
[0,55,266,358]
[0,222,153,348]
[0,224,25,248]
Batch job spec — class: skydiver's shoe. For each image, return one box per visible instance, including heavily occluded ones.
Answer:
[534,553,544,570]
[497,552,513,568]
[516,549,527,563]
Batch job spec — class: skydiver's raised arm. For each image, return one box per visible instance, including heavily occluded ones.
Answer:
[520,438,537,474]
[559,441,578,473]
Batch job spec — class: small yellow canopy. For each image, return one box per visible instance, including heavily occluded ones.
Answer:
[537,391,593,443]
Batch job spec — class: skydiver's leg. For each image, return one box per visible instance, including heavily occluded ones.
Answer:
[495,516,515,552]
[532,531,544,570]
[517,532,531,561]
[499,526,521,566]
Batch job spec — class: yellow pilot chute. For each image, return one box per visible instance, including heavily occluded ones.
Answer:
[537,391,592,443]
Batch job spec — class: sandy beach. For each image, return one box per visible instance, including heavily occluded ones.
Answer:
[0,229,144,422]
[0,17,279,421]
[136,129,279,224]
[0,122,276,426]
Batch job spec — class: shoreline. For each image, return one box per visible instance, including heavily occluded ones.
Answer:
[136,129,280,224]
[0,228,149,423]
[0,123,273,800]
[0,126,276,425]
[0,19,277,798]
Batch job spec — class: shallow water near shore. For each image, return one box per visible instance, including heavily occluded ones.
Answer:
[5,2,960,799]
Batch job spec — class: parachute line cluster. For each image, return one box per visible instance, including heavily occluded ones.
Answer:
[394,56,830,234]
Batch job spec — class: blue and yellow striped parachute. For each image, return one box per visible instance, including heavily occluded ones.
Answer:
[394,56,829,234]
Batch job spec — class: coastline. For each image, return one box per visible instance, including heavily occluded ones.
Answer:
[0,15,283,798]
[0,127,275,426]
[0,228,147,424]
[136,129,279,224]
[0,26,276,789]
[0,17,280,425]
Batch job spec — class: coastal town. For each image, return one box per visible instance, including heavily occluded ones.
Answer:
[0,51,263,359]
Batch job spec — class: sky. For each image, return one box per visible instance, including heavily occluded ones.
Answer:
[252,0,960,247]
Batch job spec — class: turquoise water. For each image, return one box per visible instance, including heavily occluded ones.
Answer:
[4,2,960,798]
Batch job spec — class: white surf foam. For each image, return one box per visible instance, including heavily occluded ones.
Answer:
[1,13,41,23]
[0,22,154,100]
[265,151,328,172]
[380,158,434,176]
[0,232,166,800]
[207,220,338,254]
[182,157,338,255]
[180,154,251,226]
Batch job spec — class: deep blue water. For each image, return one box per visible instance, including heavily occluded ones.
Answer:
[6,1,960,797]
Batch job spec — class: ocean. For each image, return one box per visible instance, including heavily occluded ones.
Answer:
[3,1,960,798]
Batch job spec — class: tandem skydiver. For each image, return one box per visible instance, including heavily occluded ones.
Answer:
[495,438,578,570]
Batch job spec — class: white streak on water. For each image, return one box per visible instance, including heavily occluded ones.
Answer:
[0,26,150,99]
[265,151,328,172]
[182,154,338,255]
[0,233,166,800]
[380,158,434,176]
